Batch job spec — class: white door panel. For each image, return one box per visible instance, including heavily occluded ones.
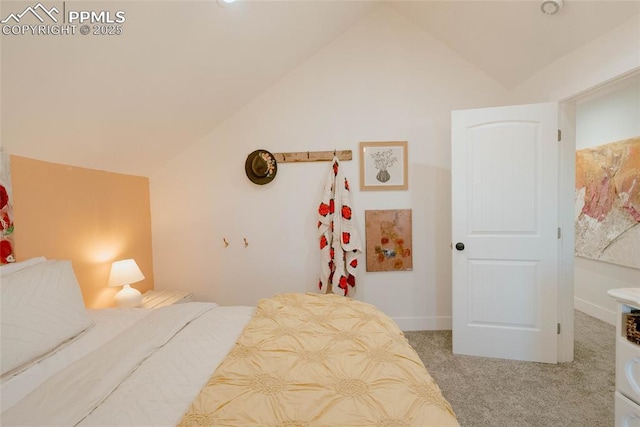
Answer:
[452,102,559,363]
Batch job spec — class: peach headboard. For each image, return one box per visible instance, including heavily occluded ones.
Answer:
[10,155,154,308]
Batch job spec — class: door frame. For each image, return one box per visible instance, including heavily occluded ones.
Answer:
[557,103,576,363]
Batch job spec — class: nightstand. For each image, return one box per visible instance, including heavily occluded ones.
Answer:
[141,289,193,308]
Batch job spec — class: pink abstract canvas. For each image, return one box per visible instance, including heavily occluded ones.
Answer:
[575,137,639,269]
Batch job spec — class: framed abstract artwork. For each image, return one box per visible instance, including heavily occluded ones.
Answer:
[360,141,408,191]
[575,136,639,269]
[364,209,413,272]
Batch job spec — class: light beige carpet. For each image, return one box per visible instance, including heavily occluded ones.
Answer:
[405,310,615,427]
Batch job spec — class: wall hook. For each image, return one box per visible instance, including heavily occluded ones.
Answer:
[223,238,229,247]
[244,237,249,248]
[307,151,310,159]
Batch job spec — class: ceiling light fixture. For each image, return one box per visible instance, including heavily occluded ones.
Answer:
[217,0,236,6]
[540,0,564,15]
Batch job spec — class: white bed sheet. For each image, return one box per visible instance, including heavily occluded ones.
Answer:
[81,304,254,426]
[1,307,151,412]
[0,303,255,426]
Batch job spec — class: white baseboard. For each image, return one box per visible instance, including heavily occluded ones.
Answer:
[393,299,614,332]
[574,297,616,325]
[393,316,452,331]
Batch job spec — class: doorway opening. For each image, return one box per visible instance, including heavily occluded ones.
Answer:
[557,69,640,362]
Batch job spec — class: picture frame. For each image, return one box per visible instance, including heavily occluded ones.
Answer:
[364,209,413,272]
[359,141,408,191]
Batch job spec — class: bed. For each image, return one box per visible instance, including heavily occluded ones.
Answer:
[1,258,459,426]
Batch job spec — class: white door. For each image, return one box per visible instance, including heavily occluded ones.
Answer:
[452,102,559,363]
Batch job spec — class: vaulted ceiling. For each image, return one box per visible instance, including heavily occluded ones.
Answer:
[2,1,638,176]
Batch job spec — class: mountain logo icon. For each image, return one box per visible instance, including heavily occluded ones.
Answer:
[1,3,59,24]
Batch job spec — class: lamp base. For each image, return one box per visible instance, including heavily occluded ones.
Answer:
[114,284,142,308]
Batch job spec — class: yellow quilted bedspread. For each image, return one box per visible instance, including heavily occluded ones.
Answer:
[179,293,459,427]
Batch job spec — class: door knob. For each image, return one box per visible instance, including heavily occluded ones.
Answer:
[455,242,465,251]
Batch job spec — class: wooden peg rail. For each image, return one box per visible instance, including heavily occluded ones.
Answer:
[273,150,352,163]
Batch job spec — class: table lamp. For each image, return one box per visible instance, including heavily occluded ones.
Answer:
[108,259,144,307]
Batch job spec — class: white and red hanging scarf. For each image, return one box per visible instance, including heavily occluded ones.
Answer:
[317,157,362,296]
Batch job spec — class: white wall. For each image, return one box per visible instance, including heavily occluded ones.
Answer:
[510,14,640,104]
[511,14,640,325]
[576,75,640,149]
[574,75,640,323]
[149,5,510,330]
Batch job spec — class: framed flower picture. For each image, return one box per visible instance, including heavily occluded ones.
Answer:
[359,141,408,191]
[364,209,413,272]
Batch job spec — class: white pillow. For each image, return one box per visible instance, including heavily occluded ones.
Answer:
[0,257,47,276]
[1,260,93,377]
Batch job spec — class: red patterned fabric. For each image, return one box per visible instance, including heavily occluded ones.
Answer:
[317,157,362,296]
[0,154,15,265]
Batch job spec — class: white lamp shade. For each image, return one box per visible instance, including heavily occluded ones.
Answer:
[108,259,144,308]
[108,259,145,287]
